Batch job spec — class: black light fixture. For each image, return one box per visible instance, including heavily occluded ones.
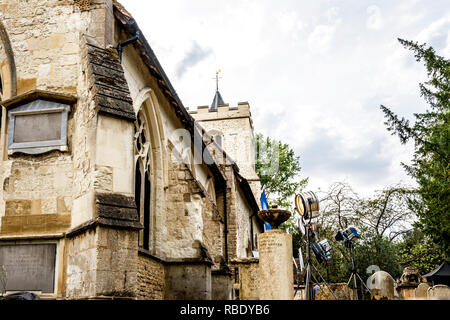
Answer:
[294,191,337,300]
[335,226,371,299]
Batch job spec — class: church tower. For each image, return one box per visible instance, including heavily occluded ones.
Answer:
[188,77,261,202]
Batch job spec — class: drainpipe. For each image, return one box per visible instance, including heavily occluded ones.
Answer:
[116,21,140,62]
[250,212,256,251]
[223,184,229,263]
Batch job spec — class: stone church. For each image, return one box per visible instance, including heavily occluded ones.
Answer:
[0,0,264,299]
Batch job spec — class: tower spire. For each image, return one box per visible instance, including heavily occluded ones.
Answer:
[215,69,221,91]
[210,69,225,111]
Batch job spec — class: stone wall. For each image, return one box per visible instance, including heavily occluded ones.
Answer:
[65,226,139,299]
[137,252,165,300]
[0,1,113,232]
[0,0,262,300]
[164,262,212,300]
[224,167,238,261]
[231,258,260,300]
[235,186,254,258]
[65,228,98,298]
[0,155,73,236]
[211,270,232,300]
[224,167,259,261]
[165,151,222,264]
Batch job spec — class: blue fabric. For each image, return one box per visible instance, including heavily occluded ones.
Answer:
[260,190,272,231]
[260,189,269,210]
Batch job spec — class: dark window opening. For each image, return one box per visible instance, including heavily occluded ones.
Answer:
[135,160,142,236]
[135,111,151,251]
[143,171,151,250]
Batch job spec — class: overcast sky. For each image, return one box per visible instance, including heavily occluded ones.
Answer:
[120,0,449,197]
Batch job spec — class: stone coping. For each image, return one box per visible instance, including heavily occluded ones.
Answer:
[0,233,64,242]
[1,89,77,109]
[138,248,164,264]
[164,257,214,266]
[230,258,259,265]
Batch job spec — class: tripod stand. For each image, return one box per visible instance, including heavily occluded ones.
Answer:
[303,223,337,300]
[345,240,371,300]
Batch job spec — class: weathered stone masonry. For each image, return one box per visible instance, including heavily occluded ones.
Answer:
[0,0,263,300]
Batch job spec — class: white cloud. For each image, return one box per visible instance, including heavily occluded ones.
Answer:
[366,5,384,30]
[308,24,337,54]
[325,6,341,23]
[175,41,212,79]
[416,15,450,54]
[120,0,449,198]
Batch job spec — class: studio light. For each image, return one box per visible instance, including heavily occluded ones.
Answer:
[311,239,333,264]
[295,191,319,220]
[335,226,360,244]
[294,190,337,300]
[334,225,371,299]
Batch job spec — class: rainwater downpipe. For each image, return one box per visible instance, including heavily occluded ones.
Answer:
[117,29,140,62]
[250,212,256,251]
[223,185,229,263]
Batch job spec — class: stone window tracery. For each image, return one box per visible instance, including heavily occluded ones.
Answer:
[134,109,151,250]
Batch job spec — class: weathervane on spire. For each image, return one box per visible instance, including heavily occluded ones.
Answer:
[210,69,225,111]
[214,69,222,92]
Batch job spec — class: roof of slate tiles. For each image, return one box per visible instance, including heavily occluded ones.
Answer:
[86,43,136,121]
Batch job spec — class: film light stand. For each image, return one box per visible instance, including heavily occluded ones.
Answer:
[303,199,337,301]
[345,240,371,300]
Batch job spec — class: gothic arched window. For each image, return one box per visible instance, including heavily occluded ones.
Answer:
[134,110,151,250]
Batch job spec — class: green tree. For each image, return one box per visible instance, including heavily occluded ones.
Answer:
[380,39,450,258]
[255,133,307,259]
[313,183,413,286]
[397,227,446,275]
[255,133,308,209]
[355,186,415,241]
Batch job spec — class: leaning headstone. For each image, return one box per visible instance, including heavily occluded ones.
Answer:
[415,283,430,300]
[367,271,395,300]
[427,285,450,300]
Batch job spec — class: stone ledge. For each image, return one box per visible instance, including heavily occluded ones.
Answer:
[165,257,214,266]
[0,233,64,242]
[230,258,259,265]
[138,248,164,263]
[1,89,77,109]
[65,217,143,239]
